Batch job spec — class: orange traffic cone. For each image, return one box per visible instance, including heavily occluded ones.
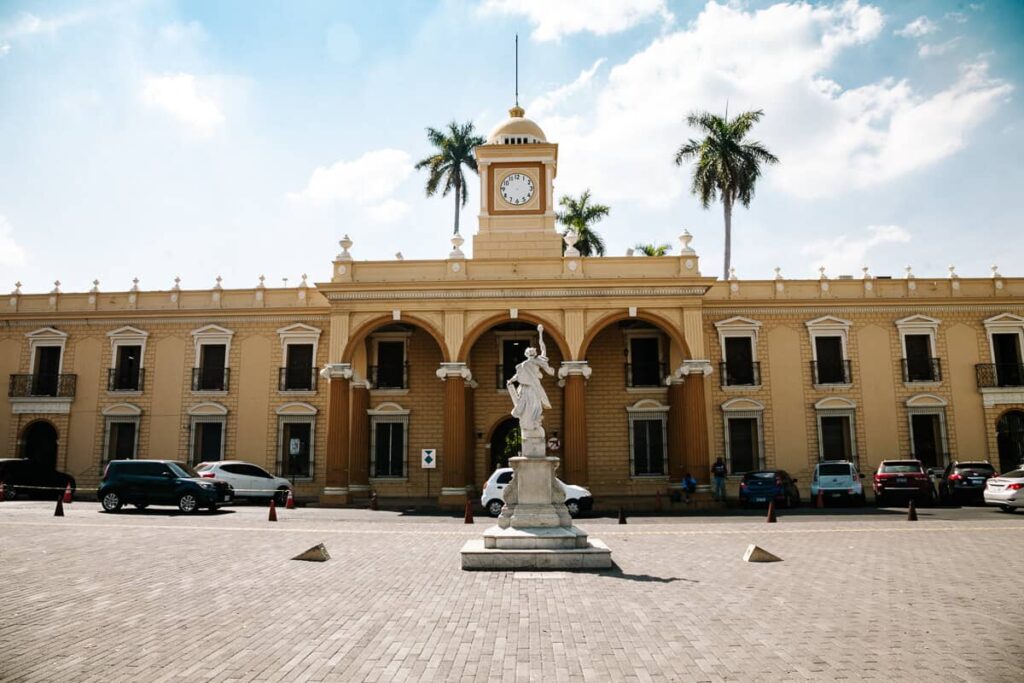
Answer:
[766,501,777,523]
[54,493,64,517]
[618,507,627,524]
[907,499,918,522]
[815,489,824,509]
[285,489,295,510]
[464,498,474,524]
[63,483,72,504]
[268,498,278,522]
[655,489,663,513]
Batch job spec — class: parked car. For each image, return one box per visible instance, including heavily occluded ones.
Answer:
[874,460,934,506]
[194,460,293,503]
[739,470,800,508]
[810,461,865,506]
[983,468,1024,512]
[936,461,997,504]
[0,458,76,500]
[481,467,593,518]
[97,460,233,513]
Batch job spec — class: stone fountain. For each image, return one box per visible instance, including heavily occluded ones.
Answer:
[461,325,612,570]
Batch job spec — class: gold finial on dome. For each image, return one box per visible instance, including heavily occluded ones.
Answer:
[509,105,525,118]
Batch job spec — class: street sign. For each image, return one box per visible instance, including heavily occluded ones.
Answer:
[547,437,561,451]
[421,448,437,469]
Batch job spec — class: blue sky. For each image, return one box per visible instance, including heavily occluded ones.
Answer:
[1,0,1022,292]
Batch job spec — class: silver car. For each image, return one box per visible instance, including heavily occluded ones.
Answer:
[983,468,1024,512]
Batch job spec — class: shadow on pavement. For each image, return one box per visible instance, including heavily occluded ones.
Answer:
[599,563,696,583]
[96,508,236,517]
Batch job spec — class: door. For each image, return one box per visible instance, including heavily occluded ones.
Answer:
[992,334,1022,386]
[820,416,851,460]
[114,345,142,390]
[193,422,223,463]
[282,422,312,478]
[724,337,755,385]
[33,346,61,396]
[997,411,1024,473]
[727,418,758,473]
[22,421,58,470]
[814,337,845,384]
[285,344,314,390]
[199,344,226,390]
[904,335,933,381]
[911,414,942,468]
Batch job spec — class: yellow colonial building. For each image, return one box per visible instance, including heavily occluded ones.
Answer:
[4,106,1024,507]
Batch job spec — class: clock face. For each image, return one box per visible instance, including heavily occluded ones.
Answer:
[499,172,535,206]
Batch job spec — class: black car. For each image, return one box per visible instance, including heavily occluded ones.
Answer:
[739,470,801,508]
[97,460,233,513]
[936,461,997,504]
[0,458,76,500]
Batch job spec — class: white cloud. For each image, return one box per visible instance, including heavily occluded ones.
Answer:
[531,1,1010,204]
[0,215,27,267]
[0,9,93,40]
[800,224,911,275]
[918,37,961,58]
[895,16,937,38]
[158,20,208,46]
[289,149,413,222]
[0,41,9,56]
[478,0,672,42]
[529,58,605,117]
[139,73,225,137]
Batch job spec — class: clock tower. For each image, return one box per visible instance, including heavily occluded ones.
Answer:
[472,105,562,259]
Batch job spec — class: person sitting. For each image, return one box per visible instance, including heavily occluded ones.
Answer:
[681,472,698,503]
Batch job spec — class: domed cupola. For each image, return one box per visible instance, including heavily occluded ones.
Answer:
[486,105,547,145]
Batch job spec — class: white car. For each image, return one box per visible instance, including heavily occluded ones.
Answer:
[810,460,865,505]
[480,467,593,518]
[983,468,1024,512]
[195,461,293,503]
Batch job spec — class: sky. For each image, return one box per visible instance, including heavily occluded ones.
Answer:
[1,0,1022,293]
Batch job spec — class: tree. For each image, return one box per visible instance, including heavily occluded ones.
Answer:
[634,243,672,256]
[415,121,486,235]
[674,109,779,279]
[556,189,609,257]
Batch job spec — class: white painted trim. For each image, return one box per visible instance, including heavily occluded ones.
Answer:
[102,415,140,462]
[277,323,322,369]
[107,326,149,369]
[276,415,316,481]
[814,410,858,464]
[723,412,765,473]
[982,313,1024,366]
[191,324,234,368]
[721,397,765,412]
[626,404,669,478]
[27,327,67,375]
[275,401,318,416]
[814,396,857,410]
[368,411,409,478]
[905,407,950,466]
[187,401,228,416]
[188,416,227,464]
[905,393,948,408]
[367,401,410,416]
[626,398,670,414]
[102,402,142,416]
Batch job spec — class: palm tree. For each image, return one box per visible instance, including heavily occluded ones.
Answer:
[556,189,609,257]
[674,110,778,279]
[415,121,485,235]
[634,243,672,256]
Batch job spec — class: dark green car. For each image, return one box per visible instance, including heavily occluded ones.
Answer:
[97,460,233,513]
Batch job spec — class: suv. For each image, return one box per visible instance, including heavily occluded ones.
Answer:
[98,460,233,513]
[195,460,293,503]
[739,470,800,508]
[874,460,934,506]
[936,461,996,504]
[0,458,76,500]
[810,461,865,506]
[481,468,593,518]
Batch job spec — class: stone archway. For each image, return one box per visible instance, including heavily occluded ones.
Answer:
[21,421,58,470]
[996,410,1024,473]
[488,418,521,472]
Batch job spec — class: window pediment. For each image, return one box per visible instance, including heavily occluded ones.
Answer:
[906,393,948,408]
[983,313,1024,332]
[107,326,149,339]
[187,401,228,416]
[814,397,856,410]
[626,398,669,414]
[721,397,765,412]
[102,402,142,416]
[714,316,762,331]
[26,327,68,341]
[276,402,318,416]
[805,316,852,331]
[367,401,410,416]
[191,324,234,339]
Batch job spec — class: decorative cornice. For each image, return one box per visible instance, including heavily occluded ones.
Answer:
[3,314,330,327]
[324,286,709,301]
[557,360,592,381]
[666,360,713,384]
[436,362,473,383]
[320,363,353,380]
[706,304,1024,315]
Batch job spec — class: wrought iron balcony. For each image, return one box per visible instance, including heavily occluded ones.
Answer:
[975,363,1024,388]
[625,362,667,388]
[369,363,408,390]
[719,361,761,387]
[278,367,317,392]
[108,368,145,392]
[810,360,852,385]
[191,367,230,392]
[901,358,942,383]
[9,374,77,398]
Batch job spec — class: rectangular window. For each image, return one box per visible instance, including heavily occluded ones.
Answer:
[283,343,314,391]
[726,417,759,473]
[373,420,406,478]
[903,334,935,382]
[814,336,847,384]
[723,337,756,386]
[629,337,662,387]
[630,417,666,476]
[32,346,62,396]
[280,421,313,478]
[105,420,138,461]
[375,341,406,389]
[993,333,1023,387]
[113,344,143,391]
[820,416,852,460]
[910,413,944,468]
[198,344,227,391]
[191,420,224,464]
[502,338,532,386]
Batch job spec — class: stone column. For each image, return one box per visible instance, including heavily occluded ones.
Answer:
[436,362,472,507]
[558,361,592,485]
[464,382,477,490]
[676,360,713,484]
[348,378,371,497]
[667,376,687,482]
[321,363,353,505]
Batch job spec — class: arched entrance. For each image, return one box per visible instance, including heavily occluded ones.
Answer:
[997,411,1024,473]
[489,418,521,471]
[21,421,58,470]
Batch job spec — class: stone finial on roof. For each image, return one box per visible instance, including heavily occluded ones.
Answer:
[905,265,915,280]
[773,267,783,280]
[13,281,22,295]
[51,280,61,294]
[130,277,140,292]
[862,266,871,279]
[257,274,266,288]
[992,264,1002,279]
[948,265,958,279]
[728,267,738,281]
[337,235,353,261]
[562,229,580,258]
[679,229,695,255]
[90,279,100,293]
[450,234,466,259]
[818,266,827,280]
[172,276,181,290]
[299,273,308,287]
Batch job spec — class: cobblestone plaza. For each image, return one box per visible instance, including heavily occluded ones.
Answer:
[2,502,1021,682]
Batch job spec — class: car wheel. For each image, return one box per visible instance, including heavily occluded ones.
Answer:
[177,493,200,514]
[275,487,289,505]
[486,499,504,517]
[999,505,1016,513]
[101,491,123,512]
[133,503,148,510]
[565,499,581,517]
[3,485,16,501]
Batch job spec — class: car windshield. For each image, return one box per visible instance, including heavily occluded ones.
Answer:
[818,464,851,476]
[169,462,199,478]
[744,472,776,480]
[881,462,922,473]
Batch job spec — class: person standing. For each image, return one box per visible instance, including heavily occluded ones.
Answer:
[712,457,728,501]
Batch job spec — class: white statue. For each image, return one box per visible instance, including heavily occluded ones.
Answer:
[506,324,555,434]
